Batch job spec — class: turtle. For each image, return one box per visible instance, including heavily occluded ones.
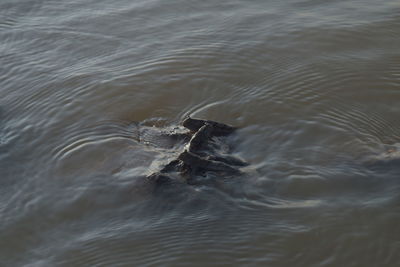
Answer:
[142,117,248,187]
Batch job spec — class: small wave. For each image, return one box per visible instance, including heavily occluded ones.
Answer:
[53,120,136,160]
[317,101,400,146]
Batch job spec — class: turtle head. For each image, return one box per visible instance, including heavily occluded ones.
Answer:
[182,117,205,132]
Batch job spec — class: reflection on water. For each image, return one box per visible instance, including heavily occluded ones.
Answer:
[1,0,400,266]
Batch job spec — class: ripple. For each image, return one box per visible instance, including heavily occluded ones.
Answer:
[53,120,135,160]
[317,101,400,146]
[0,16,18,30]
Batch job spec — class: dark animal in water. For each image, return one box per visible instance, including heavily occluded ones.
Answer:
[145,117,248,187]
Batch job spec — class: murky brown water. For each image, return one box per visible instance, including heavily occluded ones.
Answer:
[1,0,400,266]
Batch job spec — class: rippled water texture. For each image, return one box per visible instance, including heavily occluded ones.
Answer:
[1,0,400,266]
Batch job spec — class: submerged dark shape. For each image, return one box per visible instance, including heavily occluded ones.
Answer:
[146,117,247,187]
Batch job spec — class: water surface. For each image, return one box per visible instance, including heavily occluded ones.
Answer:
[1,0,400,266]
